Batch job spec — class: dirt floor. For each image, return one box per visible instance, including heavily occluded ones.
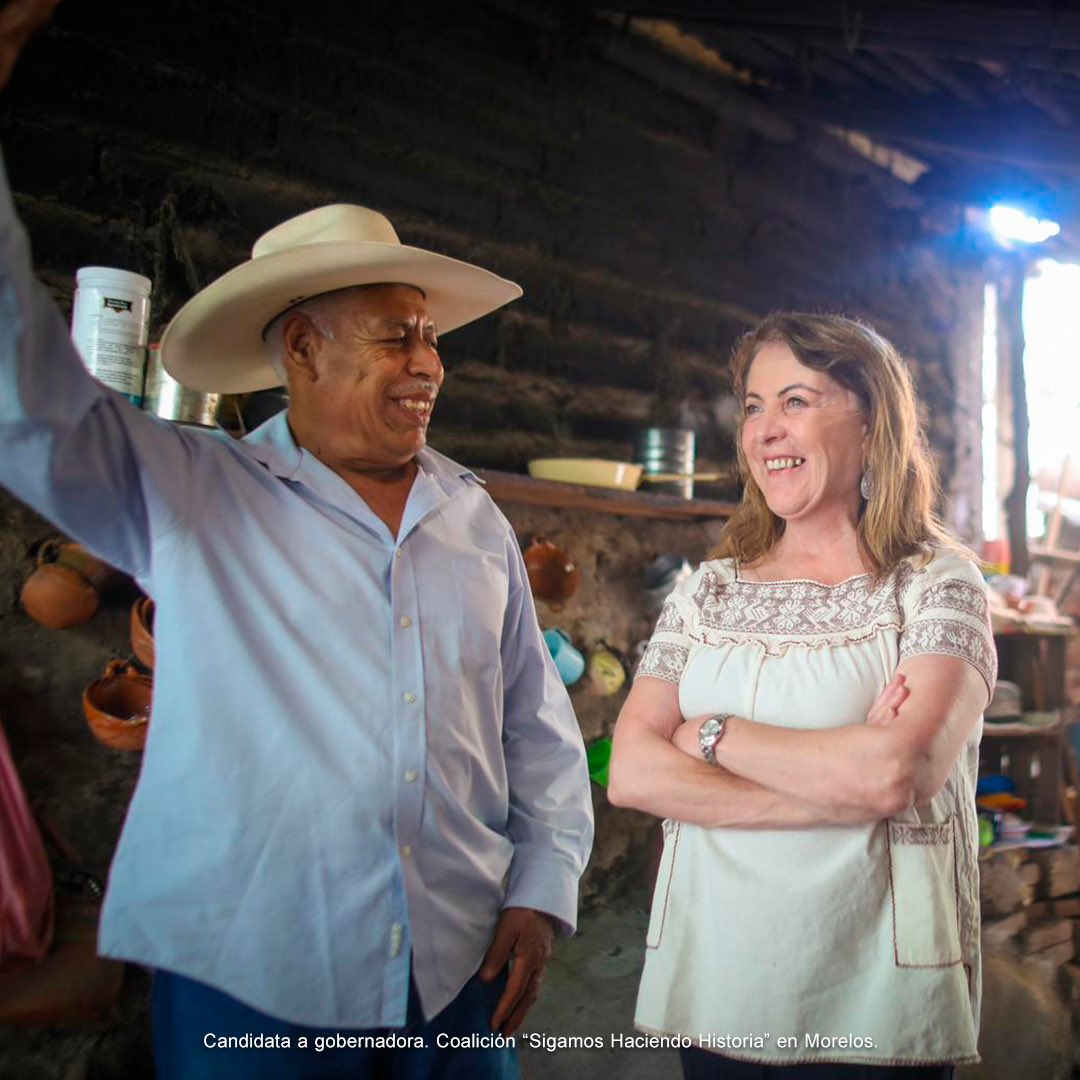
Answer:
[519,900,680,1080]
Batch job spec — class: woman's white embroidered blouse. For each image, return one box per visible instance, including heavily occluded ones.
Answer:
[635,550,995,1066]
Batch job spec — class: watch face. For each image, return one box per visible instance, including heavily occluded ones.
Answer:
[701,718,722,741]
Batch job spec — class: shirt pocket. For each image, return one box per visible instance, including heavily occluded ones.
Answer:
[646,818,681,950]
[887,818,962,967]
[452,554,507,670]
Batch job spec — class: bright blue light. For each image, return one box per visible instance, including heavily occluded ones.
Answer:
[988,204,1061,245]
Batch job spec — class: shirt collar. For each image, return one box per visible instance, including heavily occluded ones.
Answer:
[240,410,304,479]
[239,410,484,494]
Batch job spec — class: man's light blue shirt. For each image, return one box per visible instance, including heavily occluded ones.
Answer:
[0,153,593,1027]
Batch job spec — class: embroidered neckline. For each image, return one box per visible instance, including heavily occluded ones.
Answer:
[734,561,872,589]
[673,564,913,651]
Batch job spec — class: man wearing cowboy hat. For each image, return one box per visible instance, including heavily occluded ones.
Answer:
[0,3,593,1076]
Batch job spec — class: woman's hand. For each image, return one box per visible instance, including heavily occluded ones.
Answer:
[866,673,910,727]
[671,716,705,758]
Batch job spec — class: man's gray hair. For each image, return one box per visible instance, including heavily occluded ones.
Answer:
[261,293,344,384]
[261,283,423,383]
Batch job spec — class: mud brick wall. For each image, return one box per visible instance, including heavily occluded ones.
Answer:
[1,0,983,473]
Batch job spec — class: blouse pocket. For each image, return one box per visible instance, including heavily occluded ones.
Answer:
[887,818,962,967]
[646,819,681,950]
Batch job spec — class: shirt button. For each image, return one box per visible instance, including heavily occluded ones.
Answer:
[395,549,403,559]
[402,845,413,858]
[403,691,416,704]
[399,616,412,628]
[403,770,418,783]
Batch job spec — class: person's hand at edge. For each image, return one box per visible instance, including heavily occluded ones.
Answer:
[479,905,556,1036]
[0,0,60,92]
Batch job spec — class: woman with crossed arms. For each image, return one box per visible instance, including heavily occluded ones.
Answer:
[610,312,994,1080]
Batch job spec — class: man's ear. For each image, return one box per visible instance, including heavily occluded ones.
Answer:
[281,313,321,382]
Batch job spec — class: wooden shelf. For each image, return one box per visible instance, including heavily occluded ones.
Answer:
[475,469,737,522]
[1030,545,1080,567]
[993,622,1076,638]
[982,722,1064,738]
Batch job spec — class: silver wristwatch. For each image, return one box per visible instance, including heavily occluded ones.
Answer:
[699,715,730,765]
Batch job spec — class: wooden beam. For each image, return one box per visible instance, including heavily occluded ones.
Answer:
[691,27,813,83]
[871,50,940,96]
[900,51,985,105]
[604,3,1080,53]
[599,28,796,142]
[999,257,1031,579]
[803,39,918,97]
[693,24,1080,76]
[756,89,1080,175]
[598,24,925,207]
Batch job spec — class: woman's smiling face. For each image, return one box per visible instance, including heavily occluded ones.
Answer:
[741,341,868,527]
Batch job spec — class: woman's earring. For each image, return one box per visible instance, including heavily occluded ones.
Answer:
[860,467,872,501]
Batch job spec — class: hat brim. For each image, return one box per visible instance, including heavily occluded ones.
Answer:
[158,241,522,393]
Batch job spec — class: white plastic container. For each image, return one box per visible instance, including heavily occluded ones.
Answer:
[70,267,152,406]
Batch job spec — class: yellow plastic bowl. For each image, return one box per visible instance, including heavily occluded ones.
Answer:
[527,459,643,491]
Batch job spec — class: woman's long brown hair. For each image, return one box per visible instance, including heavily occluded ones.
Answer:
[711,312,961,578]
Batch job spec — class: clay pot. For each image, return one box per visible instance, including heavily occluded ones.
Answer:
[82,660,151,752]
[20,564,100,629]
[522,535,581,611]
[37,540,119,594]
[129,596,155,670]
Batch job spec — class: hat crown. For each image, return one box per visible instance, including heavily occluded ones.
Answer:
[252,205,401,259]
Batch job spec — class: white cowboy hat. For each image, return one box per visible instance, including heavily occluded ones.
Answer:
[159,204,522,392]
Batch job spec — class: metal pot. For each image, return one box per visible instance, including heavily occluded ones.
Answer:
[142,343,221,427]
[633,427,696,499]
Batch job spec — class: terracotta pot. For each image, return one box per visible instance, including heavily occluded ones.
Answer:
[82,660,151,752]
[20,564,100,629]
[522,535,581,611]
[129,596,155,670]
[37,539,119,594]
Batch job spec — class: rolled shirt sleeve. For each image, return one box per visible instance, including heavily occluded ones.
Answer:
[497,529,594,933]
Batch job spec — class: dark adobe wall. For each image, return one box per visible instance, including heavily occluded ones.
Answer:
[1,0,981,470]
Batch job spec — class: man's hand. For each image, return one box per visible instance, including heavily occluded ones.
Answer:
[478,906,556,1036]
[0,0,59,92]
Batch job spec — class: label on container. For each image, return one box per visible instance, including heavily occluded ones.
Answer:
[72,288,150,406]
